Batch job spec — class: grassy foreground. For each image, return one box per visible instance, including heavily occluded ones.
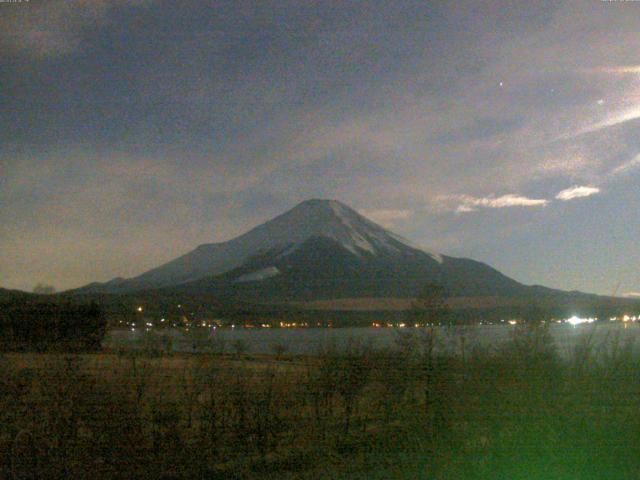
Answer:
[1,324,640,479]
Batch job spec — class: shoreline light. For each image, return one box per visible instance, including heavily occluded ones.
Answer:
[567,315,595,326]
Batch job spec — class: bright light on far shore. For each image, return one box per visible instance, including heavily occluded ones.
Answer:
[567,315,595,326]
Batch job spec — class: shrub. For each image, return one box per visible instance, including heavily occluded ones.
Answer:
[0,302,106,352]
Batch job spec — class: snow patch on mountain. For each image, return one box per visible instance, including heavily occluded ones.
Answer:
[236,266,280,283]
[328,201,376,254]
[327,200,442,262]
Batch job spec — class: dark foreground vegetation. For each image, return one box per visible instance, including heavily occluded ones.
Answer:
[1,324,640,479]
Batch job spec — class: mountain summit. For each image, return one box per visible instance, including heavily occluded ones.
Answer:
[74,199,545,301]
[219,198,442,260]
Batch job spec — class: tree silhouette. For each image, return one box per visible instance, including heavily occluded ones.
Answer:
[33,283,56,295]
[408,283,450,326]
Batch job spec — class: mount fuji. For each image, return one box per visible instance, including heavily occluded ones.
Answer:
[73,199,595,303]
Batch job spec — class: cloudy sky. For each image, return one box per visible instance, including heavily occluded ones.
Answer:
[2,0,640,296]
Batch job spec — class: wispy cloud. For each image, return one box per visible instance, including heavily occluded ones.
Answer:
[586,106,640,135]
[455,204,477,213]
[587,65,640,75]
[555,186,600,201]
[452,194,549,213]
[610,154,640,177]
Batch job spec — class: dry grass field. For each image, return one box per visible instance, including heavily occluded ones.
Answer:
[2,325,640,479]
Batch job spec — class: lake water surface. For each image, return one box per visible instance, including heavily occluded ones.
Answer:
[104,322,640,357]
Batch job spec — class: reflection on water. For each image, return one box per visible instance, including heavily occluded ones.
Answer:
[104,322,640,357]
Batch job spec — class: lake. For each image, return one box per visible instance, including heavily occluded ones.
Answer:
[104,322,640,357]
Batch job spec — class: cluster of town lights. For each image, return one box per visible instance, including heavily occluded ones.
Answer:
[126,305,640,331]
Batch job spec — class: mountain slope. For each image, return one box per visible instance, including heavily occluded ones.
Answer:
[75,199,443,294]
[167,235,532,302]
